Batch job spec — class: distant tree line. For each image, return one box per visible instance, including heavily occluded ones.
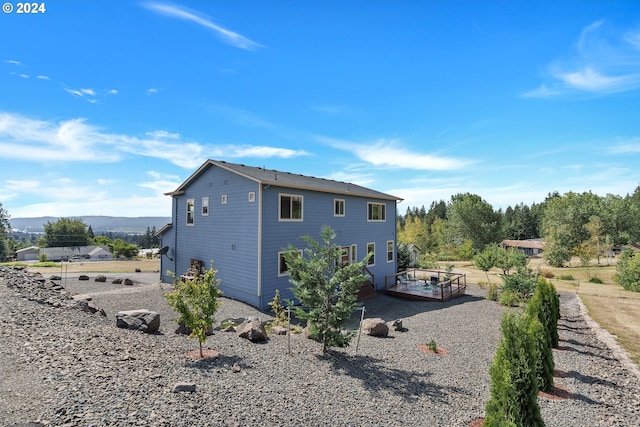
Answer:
[397,186,640,267]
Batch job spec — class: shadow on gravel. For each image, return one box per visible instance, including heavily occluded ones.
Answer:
[559,337,601,350]
[555,345,618,363]
[565,370,619,389]
[185,354,248,371]
[317,353,469,403]
[359,293,487,323]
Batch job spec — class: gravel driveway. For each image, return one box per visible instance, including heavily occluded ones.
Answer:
[1,267,639,426]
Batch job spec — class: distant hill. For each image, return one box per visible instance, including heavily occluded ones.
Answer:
[10,216,171,234]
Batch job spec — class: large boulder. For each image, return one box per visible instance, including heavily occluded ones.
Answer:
[95,275,107,282]
[362,318,389,337]
[236,317,268,342]
[116,309,160,333]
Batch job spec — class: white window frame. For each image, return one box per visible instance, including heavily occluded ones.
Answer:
[221,194,227,204]
[279,193,304,222]
[278,249,302,277]
[367,202,386,222]
[202,197,209,216]
[367,242,375,266]
[248,192,256,203]
[387,240,394,263]
[334,199,345,217]
[186,198,195,225]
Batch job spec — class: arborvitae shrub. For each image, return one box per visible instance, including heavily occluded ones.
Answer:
[525,292,555,392]
[484,312,544,427]
[487,282,499,301]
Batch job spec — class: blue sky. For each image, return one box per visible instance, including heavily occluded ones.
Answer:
[1,1,640,219]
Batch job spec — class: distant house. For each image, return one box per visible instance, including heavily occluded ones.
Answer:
[157,159,402,310]
[39,245,113,262]
[500,239,545,256]
[398,243,421,268]
[16,246,39,261]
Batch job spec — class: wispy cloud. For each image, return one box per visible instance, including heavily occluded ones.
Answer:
[36,75,51,80]
[146,87,162,95]
[608,137,640,154]
[5,59,23,66]
[525,20,640,97]
[0,112,309,169]
[315,135,472,171]
[143,2,262,50]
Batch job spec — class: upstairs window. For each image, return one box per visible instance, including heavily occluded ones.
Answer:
[334,199,345,217]
[367,202,386,222]
[186,199,195,225]
[279,193,303,221]
[202,197,209,216]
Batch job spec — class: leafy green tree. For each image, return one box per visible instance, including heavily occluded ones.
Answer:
[495,247,528,275]
[542,191,602,266]
[0,202,14,261]
[474,243,499,283]
[111,238,139,258]
[164,264,222,357]
[94,235,112,246]
[397,244,412,272]
[285,225,370,353]
[614,250,640,292]
[43,218,92,248]
[484,311,544,427]
[446,193,502,251]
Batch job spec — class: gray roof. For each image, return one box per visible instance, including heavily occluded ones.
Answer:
[166,160,402,201]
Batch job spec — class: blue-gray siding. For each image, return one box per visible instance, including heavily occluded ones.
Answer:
[162,163,398,310]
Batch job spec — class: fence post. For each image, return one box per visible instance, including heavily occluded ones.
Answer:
[355,306,366,355]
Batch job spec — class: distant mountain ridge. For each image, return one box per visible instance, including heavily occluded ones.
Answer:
[10,216,171,234]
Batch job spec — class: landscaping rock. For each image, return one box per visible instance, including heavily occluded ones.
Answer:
[95,275,107,283]
[50,275,62,281]
[172,383,196,393]
[124,278,134,286]
[237,317,268,342]
[112,278,123,284]
[362,318,389,336]
[115,309,160,333]
[75,297,107,316]
[78,275,90,281]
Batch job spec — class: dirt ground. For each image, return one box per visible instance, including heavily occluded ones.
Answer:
[26,259,161,275]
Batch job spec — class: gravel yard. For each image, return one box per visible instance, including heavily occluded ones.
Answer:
[1,266,639,426]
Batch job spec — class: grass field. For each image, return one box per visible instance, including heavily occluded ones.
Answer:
[5,256,640,368]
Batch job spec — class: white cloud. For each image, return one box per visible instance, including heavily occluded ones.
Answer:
[143,2,263,50]
[5,60,23,66]
[528,20,640,96]
[315,135,472,171]
[0,112,319,169]
[81,88,96,96]
[609,137,640,154]
[108,89,118,95]
[36,75,51,80]
[146,88,161,95]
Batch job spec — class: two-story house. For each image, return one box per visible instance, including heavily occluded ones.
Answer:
[158,159,402,310]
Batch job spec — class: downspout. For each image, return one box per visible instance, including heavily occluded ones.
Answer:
[257,183,263,309]
[173,195,178,276]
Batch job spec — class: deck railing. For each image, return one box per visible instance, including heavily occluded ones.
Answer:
[384,268,467,301]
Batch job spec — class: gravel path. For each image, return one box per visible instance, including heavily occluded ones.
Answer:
[1,266,639,426]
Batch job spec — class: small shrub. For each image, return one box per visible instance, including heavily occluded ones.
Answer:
[558,274,575,281]
[477,280,490,289]
[487,283,499,301]
[588,276,603,284]
[268,289,288,326]
[38,253,48,262]
[499,289,520,307]
[427,339,438,353]
[541,269,554,279]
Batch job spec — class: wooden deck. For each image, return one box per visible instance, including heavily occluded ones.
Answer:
[384,268,466,302]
